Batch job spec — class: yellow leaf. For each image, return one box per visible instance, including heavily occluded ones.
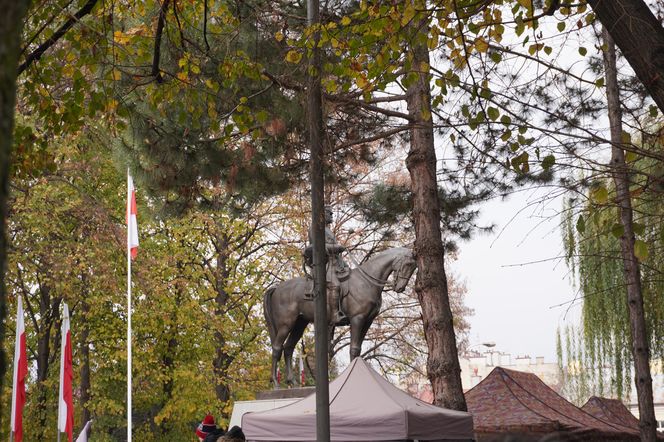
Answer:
[275,31,284,42]
[112,69,122,81]
[113,30,130,45]
[177,71,188,81]
[516,0,533,14]
[475,37,489,53]
[285,50,302,64]
[634,240,649,262]
[341,16,351,26]
[357,76,369,90]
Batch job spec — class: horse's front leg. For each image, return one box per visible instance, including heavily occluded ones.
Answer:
[349,315,366,360]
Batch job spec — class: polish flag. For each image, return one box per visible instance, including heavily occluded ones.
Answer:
[10,296,27,442]
[75,420,92,442]
[127,174,139,259]
[300,354,305,386]
[58,303,74,442]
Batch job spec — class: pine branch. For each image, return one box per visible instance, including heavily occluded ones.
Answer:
[332,125,410,152]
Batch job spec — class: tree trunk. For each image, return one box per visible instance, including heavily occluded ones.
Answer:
[159,275,180,435]
[0,0,29,404]
[79,298,92,432]
[213,233,232,406]
[588,0,664,113]
[602,27,657,442]
[405,15,466,411]
[36,285,59,439]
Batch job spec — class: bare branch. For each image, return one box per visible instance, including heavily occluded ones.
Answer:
[18,0,100,75]
[151,0,171,83]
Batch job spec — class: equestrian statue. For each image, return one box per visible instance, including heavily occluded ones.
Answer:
[263,206,417,387]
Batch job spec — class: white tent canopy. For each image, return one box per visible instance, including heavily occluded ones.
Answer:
[242,358,474,441]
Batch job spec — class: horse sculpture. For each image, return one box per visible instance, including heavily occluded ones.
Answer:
[263,247,417,387]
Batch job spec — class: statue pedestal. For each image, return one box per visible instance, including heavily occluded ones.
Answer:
[230,387,315,428]
[256,387,315,400]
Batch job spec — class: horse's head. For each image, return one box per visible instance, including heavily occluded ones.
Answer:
[392,250,417,293]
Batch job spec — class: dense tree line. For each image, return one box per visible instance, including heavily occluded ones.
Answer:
[0,0,662,440]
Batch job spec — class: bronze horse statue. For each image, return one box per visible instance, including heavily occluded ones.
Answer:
[263,247,417,387]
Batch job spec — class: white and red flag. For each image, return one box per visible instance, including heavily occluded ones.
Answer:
[127,174,139,259]
[58,303,74,442]
[11,296,27,442]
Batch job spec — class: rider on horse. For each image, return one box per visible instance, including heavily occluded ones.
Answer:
[305,205,349,325]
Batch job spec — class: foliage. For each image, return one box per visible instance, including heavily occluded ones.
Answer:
[131,210,272,439]
[2,130,127,440]
[2,130,274,439]
[7,0,664,434]
[560,139,664,400]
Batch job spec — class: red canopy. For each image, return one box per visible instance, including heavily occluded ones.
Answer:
[242,357,474,441]
[581,396,641,430]
[465,367,640,441]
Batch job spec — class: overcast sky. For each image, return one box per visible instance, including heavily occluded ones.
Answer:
[450,184,580,362]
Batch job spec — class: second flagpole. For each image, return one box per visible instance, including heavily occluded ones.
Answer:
[126,170,133,442]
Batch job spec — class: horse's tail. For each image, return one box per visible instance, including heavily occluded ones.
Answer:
[263,286,277,344]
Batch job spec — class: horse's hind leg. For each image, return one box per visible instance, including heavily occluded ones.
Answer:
[271,327,291,389]
[283,317,307,386]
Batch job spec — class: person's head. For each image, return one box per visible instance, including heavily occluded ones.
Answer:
[196,414,216,441]
[324,205,333,224]
[219,425,245,441]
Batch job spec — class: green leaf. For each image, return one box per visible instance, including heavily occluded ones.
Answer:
[633,222,645,236]
[515,22,525,37]
[578,47,587,56]
[488,107,500,121]
[576,215,585,234]
[621,131,632,144]
[649,105,658,118]
[634,240,649,262]
[541,154,555,170]
[511,152,529,173]
[611,223,624,239]
[557,22,566,32]
[591,185,609,204]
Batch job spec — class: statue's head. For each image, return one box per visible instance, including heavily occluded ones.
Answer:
[393,250,417,293]
[324,205,333,224]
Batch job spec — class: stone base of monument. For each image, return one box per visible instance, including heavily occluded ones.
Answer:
[229,387,315,428]
[255,386,315,400]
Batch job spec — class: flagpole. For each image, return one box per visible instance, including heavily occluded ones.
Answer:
[126,170,132,442]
